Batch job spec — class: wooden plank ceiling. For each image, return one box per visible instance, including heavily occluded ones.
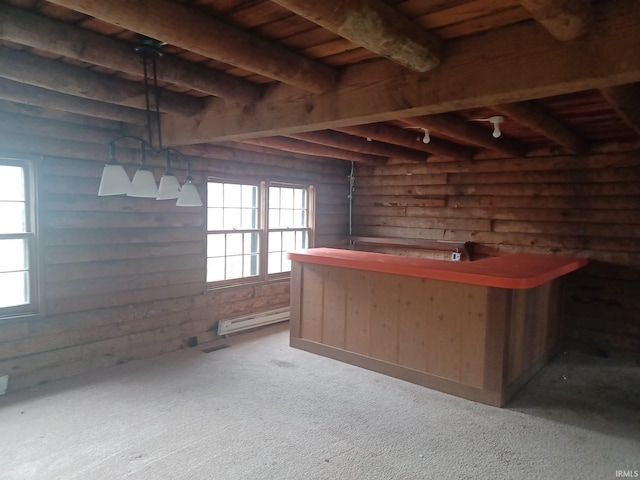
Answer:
[1,0,639,165]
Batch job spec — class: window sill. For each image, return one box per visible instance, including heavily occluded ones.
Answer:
[205,274,291,293]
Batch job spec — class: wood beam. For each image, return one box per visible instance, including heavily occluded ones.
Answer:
[163,0,640,144]
[336,123,475,160]
[405,114,528,158]
[519,0,592,40]
[0,99,121,131]
[0,3,263,102]
[46,0,337,93]
[218,141,347,166]
[241,137,385,165]
[493,101,589,153]
[600,84,640,137]
[0,47,203,117]
[0,111,118,145]
[286,130,428,163]
[271,0,441,72]
[0,78,147,125]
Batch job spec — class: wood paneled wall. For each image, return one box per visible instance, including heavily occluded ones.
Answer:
[0,121,350,392]
[353,152,640,362]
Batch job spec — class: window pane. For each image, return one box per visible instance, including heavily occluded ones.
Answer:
[282,231,296,252]
[241,208,257,229]
[0,271,29,308]
[280,188,294,208]
[242,185,258,208]
[294,188,306,208]
[223,208,242,230]
[281,257,291,272]
[268,231,281,253]
[226,255,243,280]
[243,232,259,255]
[207,207,224,230]
[296,231,308,250]
[207,257,225,282]
[226,233,243,256]
[0,166,25,202]
[223,183,242,207]
[207,234,225,256]
[243,253,259,276]
[0,202,26,234]
[268,252,282,274]
[0,239,27,272]
[269,187,280,209]
[279,209,294,228]
[207,182,224,206]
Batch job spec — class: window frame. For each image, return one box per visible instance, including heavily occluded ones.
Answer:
[205,177,315,288]
[0,156,39,318]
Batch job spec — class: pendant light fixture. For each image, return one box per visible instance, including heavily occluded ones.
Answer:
[99,37,202,207]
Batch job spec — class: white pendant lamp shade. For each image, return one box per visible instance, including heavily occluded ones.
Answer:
[98,163,131,196]
[128,168,158,198]
[176,180,202,207]
[156,172,181,200]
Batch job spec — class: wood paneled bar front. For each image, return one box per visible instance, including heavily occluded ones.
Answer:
[288,248,587,406]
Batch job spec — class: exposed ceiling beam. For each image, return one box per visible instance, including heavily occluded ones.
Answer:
[493,101,589,153]
[600,84,640,137]
[0,78,147,125]
[518,0,592,40]
[46,0,337,93]
[271,0,441,72]
[241,137,385,165]
[285,130,428,163]
[0,3,263,103]
[163,0,640,145]
[0,99,121,131]
[405,114,528,157]
[0,47,203,117]
[336,123,475,160]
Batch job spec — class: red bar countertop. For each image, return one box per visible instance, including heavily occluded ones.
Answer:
[287,248,588,289]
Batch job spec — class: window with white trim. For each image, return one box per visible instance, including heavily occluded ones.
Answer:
[0,159,37,315]
[206,180,313,284]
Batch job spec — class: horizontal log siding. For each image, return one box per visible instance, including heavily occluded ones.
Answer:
[0,132,349,391]
[353,151,640,362]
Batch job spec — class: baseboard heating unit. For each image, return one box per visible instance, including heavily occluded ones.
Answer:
[217,307,290,335]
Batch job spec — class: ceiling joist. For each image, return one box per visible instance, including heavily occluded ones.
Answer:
[45,0,337,93]
[0,78,148,125]
[271,0,441,72]
[242,137,385,165]
[600,84,640,137]
[0,3,263,103]
[518,0,592,40]
[0,46,203,117]
[405,114,528,158]
[336,124,475,160]
[493,101,589,154]
[162,0,640,145]
[285,130,428,163]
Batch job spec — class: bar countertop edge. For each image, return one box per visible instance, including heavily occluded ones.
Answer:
[287,248,588,289]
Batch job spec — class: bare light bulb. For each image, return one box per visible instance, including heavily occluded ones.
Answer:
[422,128,431,144]
[488,116,504,138]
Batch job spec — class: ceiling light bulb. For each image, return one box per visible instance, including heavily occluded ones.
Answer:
[422,128,431,144]
[488,116,504,138]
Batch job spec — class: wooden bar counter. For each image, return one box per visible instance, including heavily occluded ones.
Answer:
[288,248,587,406]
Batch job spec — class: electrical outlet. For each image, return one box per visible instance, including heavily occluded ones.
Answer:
[451,252,461,261]
[0,375,8,396]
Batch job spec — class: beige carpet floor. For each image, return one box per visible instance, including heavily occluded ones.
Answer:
[0,322,638,480]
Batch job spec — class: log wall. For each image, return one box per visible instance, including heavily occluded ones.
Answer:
[0,117,350,392]
[353,152,640,362]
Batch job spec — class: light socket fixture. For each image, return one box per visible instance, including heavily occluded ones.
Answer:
[100,38,202,207]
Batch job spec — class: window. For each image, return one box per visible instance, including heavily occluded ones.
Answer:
[206,180,313,284]
[0,159,37,315]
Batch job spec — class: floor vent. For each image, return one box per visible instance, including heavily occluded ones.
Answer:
[217,307,290,336]
[201,344,229,354]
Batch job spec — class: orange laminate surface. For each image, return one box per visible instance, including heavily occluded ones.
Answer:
[287,248,587,289]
